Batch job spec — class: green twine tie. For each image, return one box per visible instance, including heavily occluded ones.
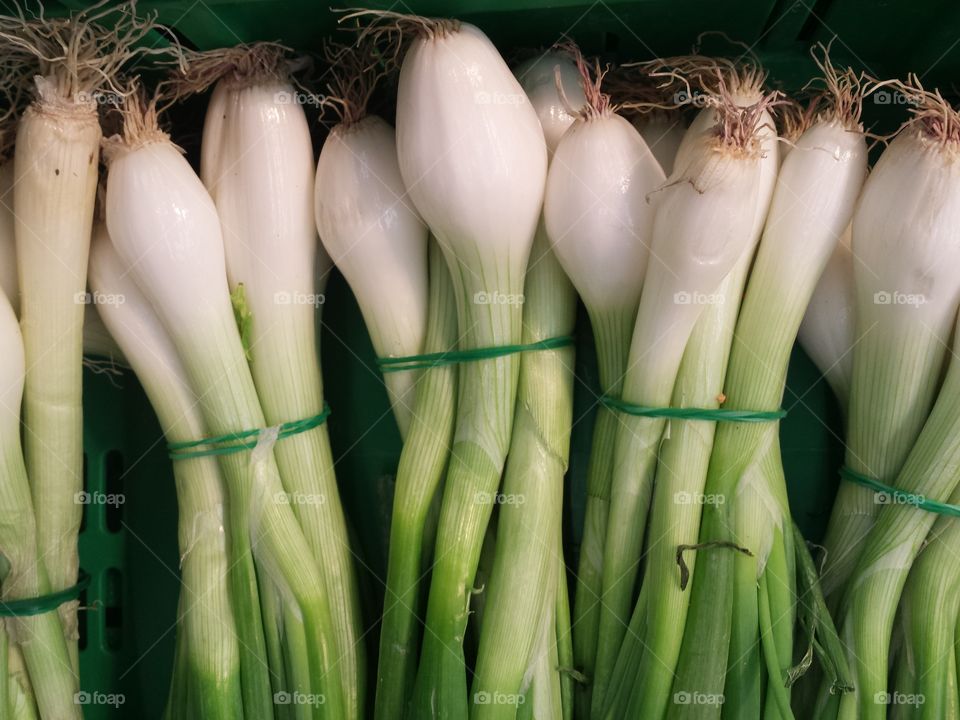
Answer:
[376,336,575,374]
[167,405,331,461]
[600,395,786,422]
[839,466,960,518]
[0,572,90,618]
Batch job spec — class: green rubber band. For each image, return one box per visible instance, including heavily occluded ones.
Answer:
[600,395,786,422]
[167,405,331,461]
[0,572,90,618]
[839,466,960,518]
[376,335,575,373]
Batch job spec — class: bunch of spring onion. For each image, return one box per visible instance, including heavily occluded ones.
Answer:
[89,225,242,719]
[343,12,550,718]
[103,86,349,718]
[174,42,366,719]
[667,55,867,720]
[814,81,960,720]
[467,48,585,720]
[0,3,158,667]
[537,48,663,719]
[303,36,442,720]
[587,60,781,716]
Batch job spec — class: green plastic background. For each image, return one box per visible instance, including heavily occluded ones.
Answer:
[64,0,942,716]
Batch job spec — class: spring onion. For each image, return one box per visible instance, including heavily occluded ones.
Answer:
[539,48,663,718]
[88,224,242,719]
[184,44,366,718]
[590,67,777,714]
[103,90,345,718]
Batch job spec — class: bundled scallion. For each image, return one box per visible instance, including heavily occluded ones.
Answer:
[179,43,366,718]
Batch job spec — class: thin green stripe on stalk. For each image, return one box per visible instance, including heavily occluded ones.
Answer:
[376,239,458,720]
[471,229,576,718]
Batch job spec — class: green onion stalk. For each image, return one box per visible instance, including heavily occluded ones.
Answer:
[375,239,458,719]
[88,225,242,719]
[812,86,960,720]
[669,65,867,719]
[894,488,960,719]
[603,256,750,720]
[534,48,662,719]
[820,100,960,720]
[365,14,547,718]
[0,272,79,720]
[1,3,157,666]
[471,224,576,718]
[819,85,960,603]
[103,93,344,718]
[589,73,776,715]
[184,45,366,718]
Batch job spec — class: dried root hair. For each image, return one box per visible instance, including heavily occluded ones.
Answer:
[775,94,820,147]
[645,54,768,105]
[874,74,960,148]
[0,0,168,107]
[708,68,783,154]
[101,78,178,162]
[805,41,866,131]
[554,41,614,120]
[338,8,460,44]
[166,41,306,101]
[604,64,682,119]
[318,35,396,128]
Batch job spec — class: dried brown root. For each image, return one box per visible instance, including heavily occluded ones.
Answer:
[604,63,683,119]
[806,41,866,131]
[318,34,396,127]
[165,41,302,103]
[553,40,614,120]
[709,68,784,154]
[871,74,960,148]
[0,0,169,107]
[775,94,820,147]
[647,55,767,102]
[337,8,459,43]
[101,78,177,162]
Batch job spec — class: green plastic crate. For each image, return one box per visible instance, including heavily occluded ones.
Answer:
[66,0,951,716]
